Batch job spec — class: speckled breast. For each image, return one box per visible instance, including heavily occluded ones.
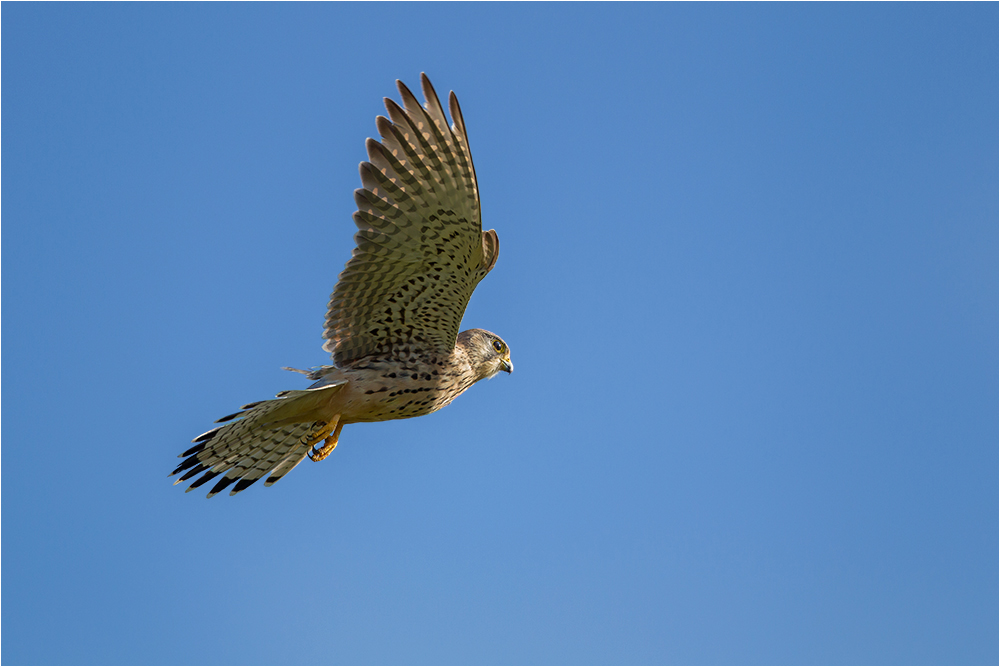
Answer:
[341,356,476,423]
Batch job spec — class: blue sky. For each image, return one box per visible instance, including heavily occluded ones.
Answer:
[2,3,996,664]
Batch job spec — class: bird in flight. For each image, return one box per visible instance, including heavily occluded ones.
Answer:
[172,74,511,498]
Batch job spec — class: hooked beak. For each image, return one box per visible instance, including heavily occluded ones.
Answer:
[500,357,513,374]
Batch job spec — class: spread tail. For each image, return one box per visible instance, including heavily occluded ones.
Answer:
[171,382,345,498]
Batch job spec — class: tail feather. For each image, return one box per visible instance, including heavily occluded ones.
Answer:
[179,442,207,458]
[264,450,311,487]
[173,382,345,497]
[207,475,238,498]
[208,423,314,495]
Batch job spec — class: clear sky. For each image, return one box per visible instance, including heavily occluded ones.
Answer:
[2,3,996,665]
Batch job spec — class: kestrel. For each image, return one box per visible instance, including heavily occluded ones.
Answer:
[172,74,511,498]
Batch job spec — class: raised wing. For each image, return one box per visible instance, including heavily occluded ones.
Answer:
[323,74,499,366]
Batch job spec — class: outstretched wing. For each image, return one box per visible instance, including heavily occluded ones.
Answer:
[323,74,500,367]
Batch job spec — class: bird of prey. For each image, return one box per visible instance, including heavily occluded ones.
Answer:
[171,74,511,498]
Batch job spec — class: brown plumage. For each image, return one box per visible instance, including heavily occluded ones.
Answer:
[172,74,511,498]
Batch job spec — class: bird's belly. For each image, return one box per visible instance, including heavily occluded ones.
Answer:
[339,378,463,423]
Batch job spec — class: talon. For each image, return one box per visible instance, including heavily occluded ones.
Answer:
[308,435,338,462]
[308,420,343,463]
[304,421,333,462]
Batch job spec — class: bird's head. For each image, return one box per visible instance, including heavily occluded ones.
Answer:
[458,328,513,380]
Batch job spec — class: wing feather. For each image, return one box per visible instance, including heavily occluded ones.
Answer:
[323,73,499,366]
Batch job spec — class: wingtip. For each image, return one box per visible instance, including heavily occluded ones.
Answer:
[448,91,465,132]
[420,74,441,106]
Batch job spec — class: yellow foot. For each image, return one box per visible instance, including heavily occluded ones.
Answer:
[308,420,343,462]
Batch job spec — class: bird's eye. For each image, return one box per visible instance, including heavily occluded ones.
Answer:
[492,340,503,353]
